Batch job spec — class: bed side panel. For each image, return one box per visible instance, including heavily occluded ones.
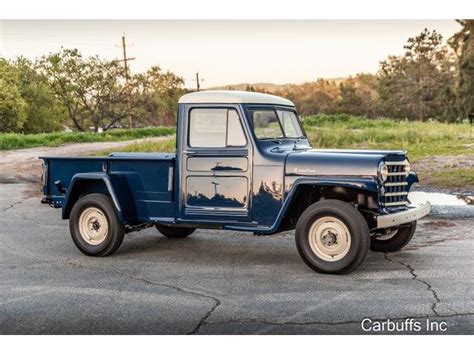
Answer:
[109,159,175,221]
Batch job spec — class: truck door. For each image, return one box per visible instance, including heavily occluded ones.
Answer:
[180,106,252,222]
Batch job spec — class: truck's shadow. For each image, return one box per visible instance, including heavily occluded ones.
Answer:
[113,231,303,267]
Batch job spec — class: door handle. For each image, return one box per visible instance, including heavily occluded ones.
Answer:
[183,150,198,156]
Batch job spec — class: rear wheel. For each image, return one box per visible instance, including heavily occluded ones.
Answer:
[370,222,417,252]
[156,224,195,238]
[69,193,125,256]
[295,200,370,274]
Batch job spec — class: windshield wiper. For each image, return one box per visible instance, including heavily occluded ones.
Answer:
[259,137,284,144]
[284,135,306,142]
[292,136,308,150]
[296,136,307,144]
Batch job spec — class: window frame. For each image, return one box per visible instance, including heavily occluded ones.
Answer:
[276,109,303,138]
[188,107,248,149]
[246,106,305,140]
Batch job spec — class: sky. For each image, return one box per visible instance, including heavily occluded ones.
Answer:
[0,20,461,89]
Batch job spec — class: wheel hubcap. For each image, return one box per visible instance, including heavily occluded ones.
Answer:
[374,229,398,241]
[78,207,109,245]
[308,216,351,262]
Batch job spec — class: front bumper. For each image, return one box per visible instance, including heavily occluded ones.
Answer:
[376,202,431,229]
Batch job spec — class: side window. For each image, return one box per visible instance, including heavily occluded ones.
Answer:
[251,110,283,139]
[227,110,247,146]
[189,108,247,148]
[189,109,226,147]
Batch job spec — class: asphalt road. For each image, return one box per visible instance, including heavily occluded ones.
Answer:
[0,183,473,334]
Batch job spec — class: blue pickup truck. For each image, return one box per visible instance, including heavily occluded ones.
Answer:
[41,90,431,274]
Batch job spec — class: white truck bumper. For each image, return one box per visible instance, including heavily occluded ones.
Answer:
[376,202,431,229]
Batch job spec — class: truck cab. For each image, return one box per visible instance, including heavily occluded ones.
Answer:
[41,90,430,274]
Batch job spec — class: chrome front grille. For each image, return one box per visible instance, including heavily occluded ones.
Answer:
[382,161,409,207]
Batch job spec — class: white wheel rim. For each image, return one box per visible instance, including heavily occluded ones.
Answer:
[308,216,351,262]
[375,229,398,241]
[78,207,109,246]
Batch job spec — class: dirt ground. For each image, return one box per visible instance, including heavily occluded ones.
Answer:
[413,154,474,172]
[0,136,173,187]
[413,155,474,193]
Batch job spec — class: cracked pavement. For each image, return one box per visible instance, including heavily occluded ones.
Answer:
[0,183,472,334]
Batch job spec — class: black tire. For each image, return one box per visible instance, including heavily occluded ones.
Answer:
[370,222,417,252]
[155,224,195,238]
[295,200,370,274]
[69,193,125,257]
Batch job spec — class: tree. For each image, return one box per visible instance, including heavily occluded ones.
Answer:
[450,20,474,123]
[336,82,363,116]
[348,73,380,118]
[277,79,340,116]
[39,48,128,132]
[132,66,185,126]
[0,59,27,132]
[13,57,67,133]
[377,29,457,122]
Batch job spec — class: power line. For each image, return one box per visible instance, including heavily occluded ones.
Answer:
[116,34,135,129]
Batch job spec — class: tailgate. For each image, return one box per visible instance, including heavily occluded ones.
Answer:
[40,157,106,207]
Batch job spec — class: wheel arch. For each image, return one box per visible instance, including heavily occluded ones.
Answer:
[278,178,379,232]
[62,173,128,221]
[226,177,379,234]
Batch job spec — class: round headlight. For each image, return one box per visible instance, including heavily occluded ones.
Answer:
[404,160,411,176]
[378,162,389,182]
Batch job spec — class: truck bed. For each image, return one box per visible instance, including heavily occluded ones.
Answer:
[41,152,176,223]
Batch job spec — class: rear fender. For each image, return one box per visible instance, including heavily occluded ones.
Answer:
[62,173,127,221]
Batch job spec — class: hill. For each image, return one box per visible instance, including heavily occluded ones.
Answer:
[209,78,347,92]
[208,82,290,91]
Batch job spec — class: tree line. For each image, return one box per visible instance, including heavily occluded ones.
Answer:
[0,21,472,134]
[262,22,474,123]
[0,49,185,133]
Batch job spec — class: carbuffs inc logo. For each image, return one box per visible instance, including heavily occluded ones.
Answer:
[361,318,448,333]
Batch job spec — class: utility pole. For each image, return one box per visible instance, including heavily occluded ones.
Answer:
[194,72,204,91]
[211,181,219,196]
[117,34,135,129]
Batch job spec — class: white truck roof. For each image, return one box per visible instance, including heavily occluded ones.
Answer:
[178,90,294,106]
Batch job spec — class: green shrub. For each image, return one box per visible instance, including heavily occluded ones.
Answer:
[0,127,175,150]
[303,115,472,160]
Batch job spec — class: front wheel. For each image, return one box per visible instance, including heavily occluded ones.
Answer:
[69,193,125,256]
[370,222,417,252]
[155,224,195,238]
[295,200,370,274]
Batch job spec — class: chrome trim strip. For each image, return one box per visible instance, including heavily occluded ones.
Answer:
[376,202,431,229]
[383,201,409,207]
[386,160,409,166]
[387,172,408,176]
[385,182,408,187]
[168,167,173,192]
[384,192,409,197]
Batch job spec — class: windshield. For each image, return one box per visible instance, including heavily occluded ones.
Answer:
[249,109,304,139]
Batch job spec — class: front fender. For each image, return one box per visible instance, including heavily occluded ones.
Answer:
[407,171,419,189]
[288,176,379,193]
[226,176,379,234]
[62,173,123,220]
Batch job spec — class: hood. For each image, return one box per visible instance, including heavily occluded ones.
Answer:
[285,149,406,177]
